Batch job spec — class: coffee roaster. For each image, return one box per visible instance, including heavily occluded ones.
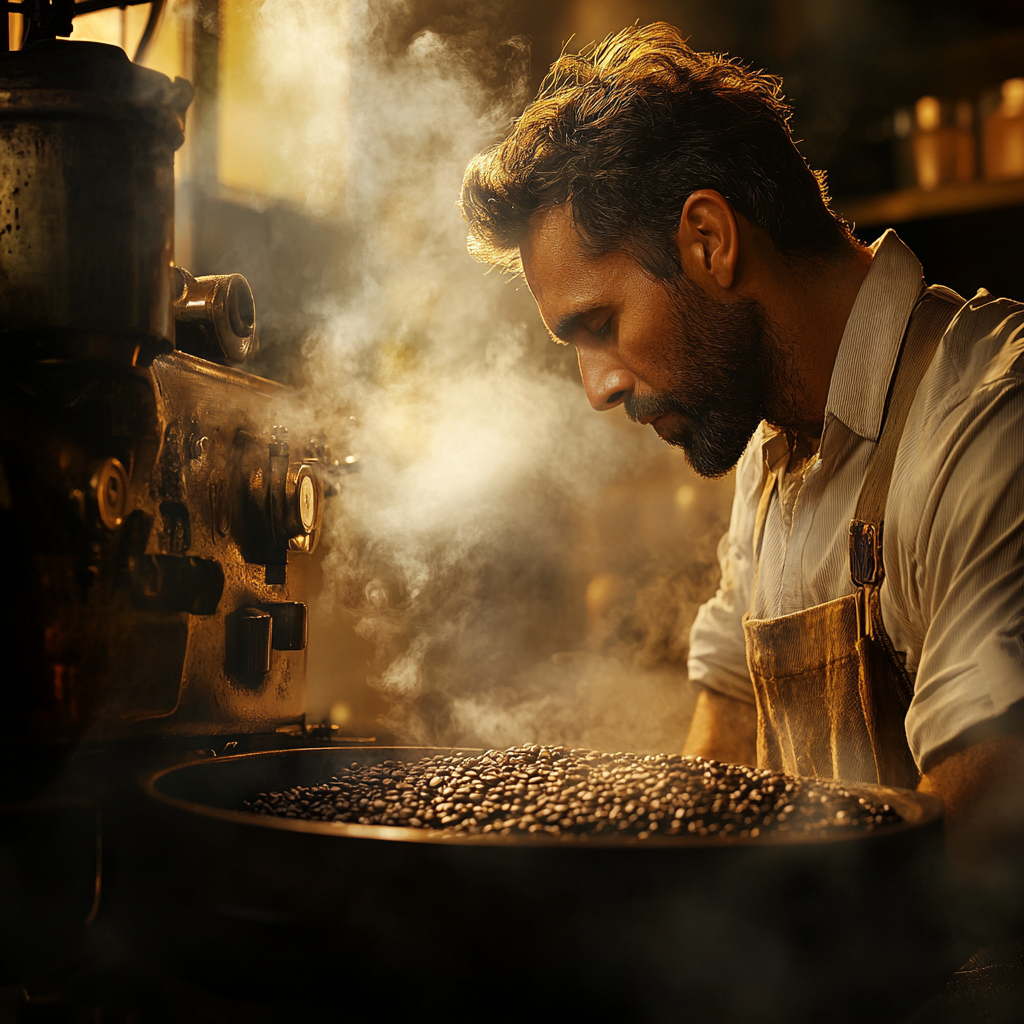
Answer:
[0,28,329,767]
[0,6,347,1000]
[0,10,957,1023]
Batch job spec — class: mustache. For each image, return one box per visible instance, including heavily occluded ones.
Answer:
[624,391,698,424]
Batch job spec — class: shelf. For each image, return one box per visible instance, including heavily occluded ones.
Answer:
[834,177,1024,228]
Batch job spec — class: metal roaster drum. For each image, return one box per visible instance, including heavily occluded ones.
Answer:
[0,40,190,364]
[136,746,949,1022]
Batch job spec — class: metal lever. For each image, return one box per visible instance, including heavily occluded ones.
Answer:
[237,608,272,674]
[267,602,307,651]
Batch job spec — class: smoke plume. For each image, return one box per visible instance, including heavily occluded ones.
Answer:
[257,0,733,751]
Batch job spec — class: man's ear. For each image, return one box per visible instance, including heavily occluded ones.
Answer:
[674,190,740,292]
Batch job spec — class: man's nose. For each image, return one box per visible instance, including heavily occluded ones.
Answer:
[576,344,635,411]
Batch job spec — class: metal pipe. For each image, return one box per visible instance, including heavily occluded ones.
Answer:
[173,267,258,364]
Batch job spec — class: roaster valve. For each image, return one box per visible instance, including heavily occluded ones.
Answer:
[261,426,325,585]
[238,425,328,584]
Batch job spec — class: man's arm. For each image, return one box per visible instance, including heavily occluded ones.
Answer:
[919,720,1024,892]
[683,685,757,765]
[685,437,764,763]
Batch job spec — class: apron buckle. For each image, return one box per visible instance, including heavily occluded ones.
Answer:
[850,520,884,641]
[849,519,885,587]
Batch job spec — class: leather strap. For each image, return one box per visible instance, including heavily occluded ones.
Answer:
[849,290,961,592]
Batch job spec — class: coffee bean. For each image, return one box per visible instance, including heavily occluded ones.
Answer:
[245,746,902,840]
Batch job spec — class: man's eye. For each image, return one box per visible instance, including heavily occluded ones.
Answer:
[592,318,613,339]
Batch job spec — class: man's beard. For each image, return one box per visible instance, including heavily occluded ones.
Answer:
[624,273,791,479]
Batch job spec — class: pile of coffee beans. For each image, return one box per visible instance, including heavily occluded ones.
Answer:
[244,745,901,839]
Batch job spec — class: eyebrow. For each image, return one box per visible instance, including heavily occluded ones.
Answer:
[552,306,603,342]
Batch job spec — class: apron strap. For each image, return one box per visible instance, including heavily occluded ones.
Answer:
[849,289,962,634]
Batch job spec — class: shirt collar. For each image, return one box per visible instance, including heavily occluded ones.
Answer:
[825,229,924,442]
[761,425,791,475]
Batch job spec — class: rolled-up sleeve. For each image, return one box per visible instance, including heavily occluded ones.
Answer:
[687,437,762,703]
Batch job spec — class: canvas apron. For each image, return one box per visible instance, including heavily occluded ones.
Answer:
[742,292,961,790]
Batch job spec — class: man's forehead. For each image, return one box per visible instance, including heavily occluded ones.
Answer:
[520,204,623,314]
[521,204,589,284]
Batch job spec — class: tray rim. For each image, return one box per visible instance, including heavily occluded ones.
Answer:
[143,744,945,850]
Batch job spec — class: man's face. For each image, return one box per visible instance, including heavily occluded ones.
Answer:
[520,204,784,478]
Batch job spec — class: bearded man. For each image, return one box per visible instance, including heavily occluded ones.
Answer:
[460,23,1024,931]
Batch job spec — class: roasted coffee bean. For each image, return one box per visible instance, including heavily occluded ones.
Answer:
[243,745,902,839]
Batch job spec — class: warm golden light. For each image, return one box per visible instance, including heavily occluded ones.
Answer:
[1003,78,1024,117]
[218,0,349,211]
[8,12,23,49]
[330,700,353,726]
[675,484,696,510]
[585,572,625,621]
[915,95,941,133]
[66,4,186,81]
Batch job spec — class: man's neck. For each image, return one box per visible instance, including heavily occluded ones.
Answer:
[756,241,874,435]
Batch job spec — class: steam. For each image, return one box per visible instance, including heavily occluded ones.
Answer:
[258,0,732,750]
[248,0,351,213]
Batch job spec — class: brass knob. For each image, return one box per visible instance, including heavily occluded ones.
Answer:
[89,458,128,530]
[285,464,323,551]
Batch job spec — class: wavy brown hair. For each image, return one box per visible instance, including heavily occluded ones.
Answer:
[460,23,853,279]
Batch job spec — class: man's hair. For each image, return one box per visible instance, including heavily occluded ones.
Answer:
[460,23,853,279]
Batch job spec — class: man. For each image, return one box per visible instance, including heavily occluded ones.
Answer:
[460,24,1023,913]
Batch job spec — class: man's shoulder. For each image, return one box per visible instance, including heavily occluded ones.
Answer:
[891,288,1024,526]
[938,289,1024,393]
[900,289,1024,454]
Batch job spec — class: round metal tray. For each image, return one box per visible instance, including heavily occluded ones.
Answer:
[135,746,949,1022]
[148,744,942,847]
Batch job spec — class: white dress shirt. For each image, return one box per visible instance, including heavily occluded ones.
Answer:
[687,230,1024,770]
